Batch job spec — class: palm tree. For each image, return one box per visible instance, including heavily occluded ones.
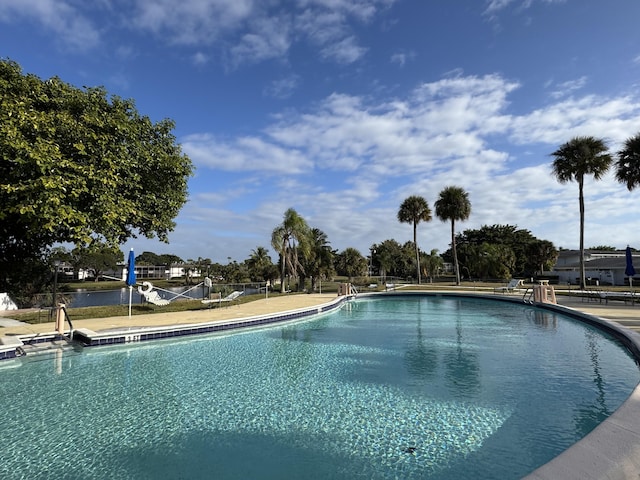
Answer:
[335,247,367,281]
[305,228,335,292]
[246,246,272,281]
[397,195,432,284]
[551,136,612,289]
[422,248,444,282]
[435,186,471,286]
[615,132,640,191]
[271,208,311,293]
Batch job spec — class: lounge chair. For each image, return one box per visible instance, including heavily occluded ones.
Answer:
[140,290,171,306]
[201,291,243,305]
[595,290,638,305]
[137,281,171,306]
[494,279,524,294]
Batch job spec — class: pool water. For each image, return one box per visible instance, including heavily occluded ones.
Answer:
[1,296,638,479]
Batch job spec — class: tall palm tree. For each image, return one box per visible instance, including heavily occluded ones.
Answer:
[615,132,640,191]
[397,195,432,284]
[435,186,471,286]
[271,208,310,293]
[551,136,612,289]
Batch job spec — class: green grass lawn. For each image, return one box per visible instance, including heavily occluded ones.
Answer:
[10,292,284,324]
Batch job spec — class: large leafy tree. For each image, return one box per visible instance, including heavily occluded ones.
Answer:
[453,224,557,277]
[464,243,515,280]
[70,240,123,282]
[0,60,193,297]
[435,186,471,285]
[551,136,612,289]
[371,239,415,281]
[271,208,311,292]
[397,195,432,283]
[615,132,640,191]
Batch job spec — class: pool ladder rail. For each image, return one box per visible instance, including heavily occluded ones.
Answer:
[5,304,76,360]
[338,283,358,298]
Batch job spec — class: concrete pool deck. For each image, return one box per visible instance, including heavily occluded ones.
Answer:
[0,293,339,336]
[1,289,640,479]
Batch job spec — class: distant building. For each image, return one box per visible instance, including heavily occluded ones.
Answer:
[119,264,202,281]
[553,250,638,286]
[55,263,202,282]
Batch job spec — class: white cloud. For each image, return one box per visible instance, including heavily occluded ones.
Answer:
[319,35,368,64]
[548,76,588,99]
[192,52,209,65]
[127,0,394,67]
[509,94,640,147]
[130,0,255,44]
[227,15,292,67]
[390,51,415,67]
[182,133,313,174]
[484,0,566,15]
[263,75,301,99]
[0,0,100,50]
[0,0,396,67]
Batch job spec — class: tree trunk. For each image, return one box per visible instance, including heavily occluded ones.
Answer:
[579,180,586,289]
[451,219,460,285]
[414,222,421,284]
[279,250,286,293]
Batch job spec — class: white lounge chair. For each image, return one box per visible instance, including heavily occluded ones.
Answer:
[494,279,524,294]
[140,290,171,306]
[137,281,171,306]
[202,291,243,305]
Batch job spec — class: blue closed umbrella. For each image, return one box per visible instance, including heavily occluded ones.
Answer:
[625,246,635,290]
[126,249,137,286]
[126,249,136,317]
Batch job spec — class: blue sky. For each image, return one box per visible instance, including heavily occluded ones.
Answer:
[3,0,640,263]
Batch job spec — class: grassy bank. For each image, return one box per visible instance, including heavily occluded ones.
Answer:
[9,292,280,324]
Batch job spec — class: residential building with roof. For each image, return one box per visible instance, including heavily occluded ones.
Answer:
[553,249,638,286]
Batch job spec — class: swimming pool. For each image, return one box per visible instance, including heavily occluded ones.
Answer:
[1,295,638,479]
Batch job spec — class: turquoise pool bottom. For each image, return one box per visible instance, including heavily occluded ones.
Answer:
[1,296,638,479]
